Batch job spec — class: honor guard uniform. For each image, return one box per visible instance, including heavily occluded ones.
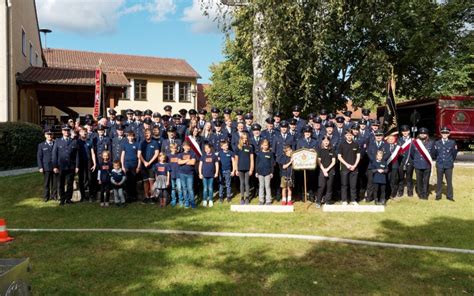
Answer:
[291,105,306,134]
[261,117,276,147]
[433,127,457,201]
[250,123,263,153]
[397,125,414,197]
[109,115,124,139]
[37,129,57,201]
[410,127,434,199]
[52,125,79,205]
[358,119,370,141]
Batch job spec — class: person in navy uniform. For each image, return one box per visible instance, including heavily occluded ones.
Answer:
[109,115,124,139]
[366,130,389,201]
[342,110,353,130]
[261,117,276,146]
[161,126,182,155]
[107,108,117,128]
[397,125,414,197]
[372,150,389,205]
[124,109,135,133]
[334,116,346,141]
[288,118,300,141]
[410,127,434,200]
[244,113,254,133]
[213,120,227,152]
[311,117,325,144]
[112,125,126,162]
[297,126,318,149]
[361,108,371,129]
[188,109,198,123]
[291,105,306,134]
[52,125,79,205]
[319,109,328,126]
[222,108,235,131]
[358,119,370,141]
[353,122,369,199]
[273,111,282,131]
[250,123,263,153]
[172,114,187,140]
[433,127,457,201]
[139,129,160,204]
[77,127,97,202]
[163,105,173,119]
[296,125,318,200]
[210,107,221,130]
[197,109,207,129]
[323,121,340,153]
[143,109,153,120]
[37,129,58,202]
[271,120,294,201]
[386,134,401,198]
[179,109,189,127]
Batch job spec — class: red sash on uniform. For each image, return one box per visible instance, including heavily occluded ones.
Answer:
[413,138,433,166]
[185,135,202,158]
[400,138,412,153]
[386,145,401,165]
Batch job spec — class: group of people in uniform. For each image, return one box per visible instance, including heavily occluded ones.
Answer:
[37,104,458,208]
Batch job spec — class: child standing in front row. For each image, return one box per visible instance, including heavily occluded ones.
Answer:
[167,143,182,207]
[178,141,197,209]
[256,139,274,205]
[278,146,294,206]
[153,153,170,207]
[235,133,254,205]
[110,160,126,207]
[199,143,219,207]
[218,141,236,203]
[372,150,388,205]
[98,151,112,207]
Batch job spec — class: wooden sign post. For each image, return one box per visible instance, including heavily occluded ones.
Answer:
[292,148,317,203]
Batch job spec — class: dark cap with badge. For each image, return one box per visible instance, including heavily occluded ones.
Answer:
[126,109,134,115]
[371,119,380,126]
[400,125,410,132]
[273,111,282,117]
[61,124,70,131]
[280,120,289,128]
[167,125,177,132]
[172,114,182,120]
[289,118,297,125]
[418,127,429,134]
[303,126,313,133]
[179,109,187,116]
[153,112,161,118]
[335,116,345,123]
[251,123,262,131]
[292,105,302,112]
[265,117,275,124]
[375,130,384,136]
[188,109,197,115]
[320,109,328,115]
[244,113,254,120]
[440,126,450,134]
[134,110,142,116]
[328,113,336,120]
[143,109,153,116]
[108,108,117,115]
[351,123,360,130]
[223,107,232,115]
[116,115,124,121]
[343,110,352,117]
[164,105,172,112]
[199,109,207,115]
[314,116,322,124]
[325,121,335,128]
[362,108,371,116]
[235,110,244,116]
[211,107,220,113]
[143,118,153,125]
[44,129,53,135]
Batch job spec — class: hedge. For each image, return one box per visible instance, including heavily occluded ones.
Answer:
[0,122,44,170]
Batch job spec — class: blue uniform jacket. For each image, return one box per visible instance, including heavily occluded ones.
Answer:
[52,138,79,171]
[37,141,55,171]
[433,139,457,169]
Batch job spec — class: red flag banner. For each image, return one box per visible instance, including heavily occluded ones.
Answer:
[93,67,102,119]
[383,77,399,138]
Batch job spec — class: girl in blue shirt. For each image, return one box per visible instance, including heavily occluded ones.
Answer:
[97,150,112,207]
[235,133,254,205]
[167,143,182,207]
[120,131,141,202]
[178,141,197,208]
[199,143,219,207]
[153,153,170,207]
[255,139,274,205]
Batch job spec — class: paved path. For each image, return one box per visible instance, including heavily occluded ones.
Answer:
[9,228,474,255]
[0,167,36,177]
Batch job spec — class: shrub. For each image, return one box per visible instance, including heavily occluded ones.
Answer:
[0,122,44,170]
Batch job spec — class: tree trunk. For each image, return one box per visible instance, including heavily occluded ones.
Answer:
[252,11,271,124]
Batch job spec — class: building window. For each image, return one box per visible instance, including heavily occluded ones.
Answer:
[179,82,191,102]
[134,79,147,101]
[29,43,33,65]
[163,81,175,102]
[121,81,131,100]
[21,29,26,56]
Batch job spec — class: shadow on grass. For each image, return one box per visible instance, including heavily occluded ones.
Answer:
[1,217,473,295]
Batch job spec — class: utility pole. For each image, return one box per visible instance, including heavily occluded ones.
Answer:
[221,0,271,124]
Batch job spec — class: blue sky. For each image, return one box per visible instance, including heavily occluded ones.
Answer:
[36,0,228,82]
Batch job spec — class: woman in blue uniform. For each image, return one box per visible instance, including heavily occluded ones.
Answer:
[120,131,141,202]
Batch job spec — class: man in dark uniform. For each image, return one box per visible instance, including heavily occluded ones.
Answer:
[213,120,227,152]
[292,105,306,134]
[273,111,282,131]
[261,117,276,146]
[143,109,153,120]
[198,109,207,129]
[312,117,325,144]
[272,121,295,158]
[125,109,135,133]
[343,111,353,130]
[77,127,96,202]
[164,105,173,119]
[210,107,221,130]
[411,127,434,199]
[297,125,318,201]
[161,126,182,155]
[354,121,369,199]
[188,109,198,123]
[94,125,111,160]
[244,113,254,133]
[52,125,79,205]
[366,130,389,201]
[361,108,371,129]
[222,108,234,130]
[172,114,187,140]
[250,123,263,153]
[112,125,126,162]
[179,109,189,127]
[288,118,300,141]
[319,109,328,127]
[107,108,117,128]
[37,129,58,202]
[109,114,124,139]
[335,116,346,141]
[397,125,414,197]
[433,127,457,201]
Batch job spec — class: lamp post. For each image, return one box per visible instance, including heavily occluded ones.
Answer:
[39,29,52,50]
[190,87,198,110]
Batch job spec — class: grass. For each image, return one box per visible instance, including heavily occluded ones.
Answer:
[0,168,473,295]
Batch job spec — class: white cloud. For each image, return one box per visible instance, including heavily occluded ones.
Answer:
[37,0,127,34]
[37,0,177,34]
[182,0,227,34]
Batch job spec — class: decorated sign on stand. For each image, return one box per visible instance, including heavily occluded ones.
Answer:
[292,149,317,202]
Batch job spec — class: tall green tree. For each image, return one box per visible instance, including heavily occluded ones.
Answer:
[206,0,472,116]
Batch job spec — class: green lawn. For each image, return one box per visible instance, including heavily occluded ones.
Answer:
[0,168,473,295]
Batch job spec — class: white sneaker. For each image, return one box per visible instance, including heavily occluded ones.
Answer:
[208,200,214,207]
[202,200,207,207]
[342,201,348,206]
[350,201,359,206]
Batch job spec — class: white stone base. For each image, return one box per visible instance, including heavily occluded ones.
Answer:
[230,205,294,213]
[322,205,385,213]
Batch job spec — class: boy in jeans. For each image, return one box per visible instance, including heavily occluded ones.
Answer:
[218,140,236,203]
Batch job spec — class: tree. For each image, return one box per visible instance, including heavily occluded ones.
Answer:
[206,0,472,117]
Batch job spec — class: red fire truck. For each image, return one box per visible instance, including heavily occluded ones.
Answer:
[377,96,474,150]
